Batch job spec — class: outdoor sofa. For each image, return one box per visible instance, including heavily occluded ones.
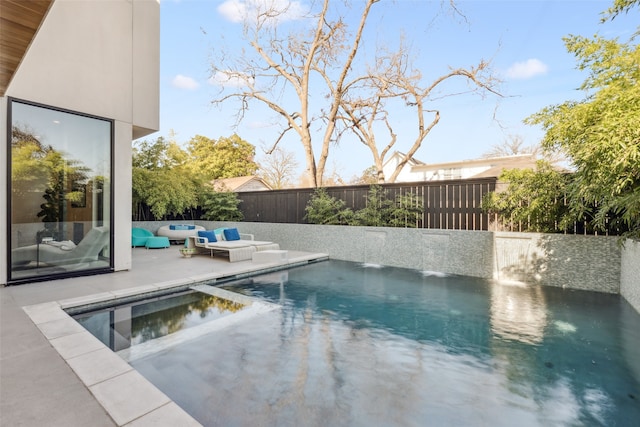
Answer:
[157,224,205,243]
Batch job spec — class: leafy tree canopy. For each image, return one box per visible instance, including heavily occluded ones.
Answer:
[525,0,640,238]
[132,137,184,170]
[185,134,258,181]
[132,135,251,220]
[483,161,570,233]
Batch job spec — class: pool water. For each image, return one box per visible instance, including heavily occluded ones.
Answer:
[89,260,639,426]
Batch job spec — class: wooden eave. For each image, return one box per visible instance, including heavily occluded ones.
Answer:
[0,0,53,96]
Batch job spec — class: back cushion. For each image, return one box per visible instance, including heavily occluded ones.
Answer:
[197,230,217,243]
[223,228,241,241]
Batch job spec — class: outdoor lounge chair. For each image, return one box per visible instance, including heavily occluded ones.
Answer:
[11,227,110,268]
[132,227,154,247]
[191,228,279,262]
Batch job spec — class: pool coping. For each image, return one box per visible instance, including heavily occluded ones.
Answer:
[21,253,328,427]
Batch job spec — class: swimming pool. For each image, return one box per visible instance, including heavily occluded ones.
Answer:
[76,260,640,426]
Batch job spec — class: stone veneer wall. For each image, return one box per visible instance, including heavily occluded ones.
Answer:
[133,221,632,299]
[493,232,621,293]
[621,239,640,313]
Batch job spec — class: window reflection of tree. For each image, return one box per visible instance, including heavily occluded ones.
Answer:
[11,125,91,241]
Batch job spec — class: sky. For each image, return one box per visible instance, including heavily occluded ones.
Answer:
[149,0,637,181]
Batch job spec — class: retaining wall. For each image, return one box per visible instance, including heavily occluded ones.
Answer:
[136,221,627,295]
[621,239,640,313]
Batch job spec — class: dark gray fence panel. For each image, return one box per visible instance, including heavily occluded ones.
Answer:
[237,178,497,230]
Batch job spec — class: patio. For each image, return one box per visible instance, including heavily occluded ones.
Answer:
[0,246,327,426]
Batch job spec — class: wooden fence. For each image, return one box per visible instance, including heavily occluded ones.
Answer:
[238,178,498,231]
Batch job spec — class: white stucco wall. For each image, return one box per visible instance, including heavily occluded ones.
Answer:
[1,0,159,284]
[7,0,159,126]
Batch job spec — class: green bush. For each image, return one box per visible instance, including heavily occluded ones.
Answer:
[304,188,354,225]
[482,160,570,232]
[352,185,395,226]
[200,190,244,221]
[305,185,423,227]
[389,192,424,228]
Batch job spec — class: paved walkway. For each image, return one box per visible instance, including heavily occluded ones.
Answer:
[1,247,327,426]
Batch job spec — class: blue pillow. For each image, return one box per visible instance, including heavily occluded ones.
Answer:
[223,228,241,241]
[187,225,196,230]
[170,224,190,230]
[197,230,217,243]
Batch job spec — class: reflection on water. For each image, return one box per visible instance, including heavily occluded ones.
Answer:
[490,281,547,344]
[75,291,246,351]
[128,261,640,427]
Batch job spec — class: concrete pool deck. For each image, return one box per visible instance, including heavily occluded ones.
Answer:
[0,247,328,426]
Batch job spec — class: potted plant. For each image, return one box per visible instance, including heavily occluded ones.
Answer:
[179,247,198,258]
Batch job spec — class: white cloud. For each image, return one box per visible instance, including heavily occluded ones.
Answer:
[172,74,200,90]
[209,71,254,88]
[218,0,308,24]
[506,59,548,80]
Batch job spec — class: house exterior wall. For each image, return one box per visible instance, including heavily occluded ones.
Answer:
[1,0,159,284]
[382,155,415,183]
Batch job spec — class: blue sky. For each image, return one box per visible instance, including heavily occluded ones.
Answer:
[150,0,636,181]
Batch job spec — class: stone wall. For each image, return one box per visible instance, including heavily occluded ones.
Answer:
[134,221,625,296]
[494,232,621,293]
[621,239,640,313]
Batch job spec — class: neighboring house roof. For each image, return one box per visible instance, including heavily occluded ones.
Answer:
[412,154,538,178]
[211,176,273,192]
[382,151,426,169]
[386,153,539,182]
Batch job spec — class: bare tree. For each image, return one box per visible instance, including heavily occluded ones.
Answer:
[210,0,500,186]
[258,146,299,189]
[483,135,570,169]
[210,0,378,187]
[339,41,501,183]
[482,134,540,158]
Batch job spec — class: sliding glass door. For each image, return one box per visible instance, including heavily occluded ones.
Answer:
[8,98,113,283]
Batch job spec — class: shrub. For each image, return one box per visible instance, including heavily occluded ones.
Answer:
[305,185,423,227]
[482,160,570,232]
[304,188,354,225]
[200,190,244,221]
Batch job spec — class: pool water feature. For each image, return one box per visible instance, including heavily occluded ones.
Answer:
[78,260,640,426]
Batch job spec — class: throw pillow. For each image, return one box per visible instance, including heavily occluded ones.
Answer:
[197,230,217,243]
[223,228,241,241]
[171,225,190,230]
